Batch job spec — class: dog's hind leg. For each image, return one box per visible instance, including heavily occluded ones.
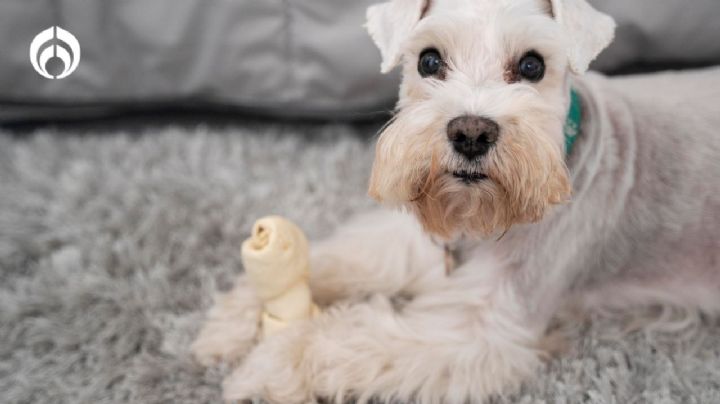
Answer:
[573,269,720,341]
[308,209,444,305]
[577,274,720,316]
[580,274,720,317]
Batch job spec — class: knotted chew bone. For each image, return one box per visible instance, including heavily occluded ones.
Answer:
[241,216,320,338]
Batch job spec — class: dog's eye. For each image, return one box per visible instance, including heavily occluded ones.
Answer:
[518,52,545,82]
[418,48,444,78]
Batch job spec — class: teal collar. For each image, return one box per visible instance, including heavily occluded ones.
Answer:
[564,88,582,156]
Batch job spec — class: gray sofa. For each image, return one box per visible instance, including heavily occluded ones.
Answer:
[2,0,719,123]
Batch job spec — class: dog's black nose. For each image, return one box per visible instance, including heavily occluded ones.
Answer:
[446,116,499,160]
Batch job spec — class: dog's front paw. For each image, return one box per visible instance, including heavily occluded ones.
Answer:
[191,276,262,367]
[217,293,542,404]
[222,325,313,403]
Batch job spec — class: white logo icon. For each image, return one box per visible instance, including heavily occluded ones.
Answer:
[29,26,81,79]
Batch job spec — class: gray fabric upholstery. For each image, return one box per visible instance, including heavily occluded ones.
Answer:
[1,0,719,122]
[1,0,397,121]
[592,0,720,72]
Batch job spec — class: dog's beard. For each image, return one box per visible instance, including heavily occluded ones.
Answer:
[369,103,571,239]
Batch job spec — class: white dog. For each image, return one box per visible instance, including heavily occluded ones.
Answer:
[193,0,720,402]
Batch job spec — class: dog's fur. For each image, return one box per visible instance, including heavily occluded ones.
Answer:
[192,0,720,402]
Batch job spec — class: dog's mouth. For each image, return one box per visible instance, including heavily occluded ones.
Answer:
[451,170,487,184]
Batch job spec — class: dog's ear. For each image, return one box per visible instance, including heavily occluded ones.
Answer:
[547,0,616,74]
[366,0,429,73]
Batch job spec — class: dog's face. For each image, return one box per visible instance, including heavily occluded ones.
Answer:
[366,0,614,239]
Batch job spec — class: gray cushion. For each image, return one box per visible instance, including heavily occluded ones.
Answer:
[592,0,720,72]
[1,0,719,122]
[0,0,397,122]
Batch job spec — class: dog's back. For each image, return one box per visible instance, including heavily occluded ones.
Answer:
[579,67,720,313]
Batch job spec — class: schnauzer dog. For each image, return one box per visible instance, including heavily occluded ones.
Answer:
[193,0,720,402]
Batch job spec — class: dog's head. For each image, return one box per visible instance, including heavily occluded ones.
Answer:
[365,0,614,239]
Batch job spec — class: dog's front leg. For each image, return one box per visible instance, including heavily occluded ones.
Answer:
[223,255,544,404]
[191,276,262,366]
[192,209,442,367]
[308,209,444,305]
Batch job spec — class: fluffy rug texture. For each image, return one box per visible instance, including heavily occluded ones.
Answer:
[0,123,718,404]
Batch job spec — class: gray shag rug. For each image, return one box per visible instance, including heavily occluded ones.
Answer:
[1,123,718,404]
